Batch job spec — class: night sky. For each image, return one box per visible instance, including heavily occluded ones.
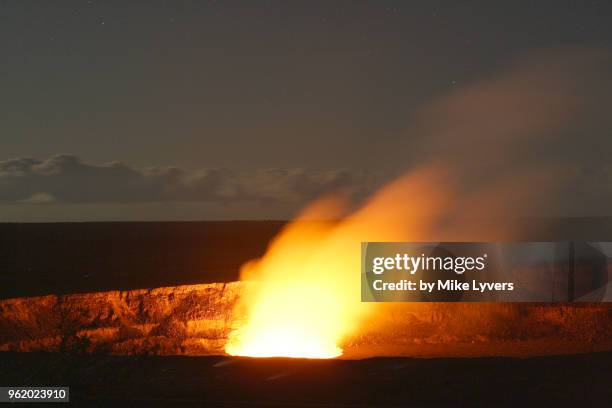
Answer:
[1,1,612,221]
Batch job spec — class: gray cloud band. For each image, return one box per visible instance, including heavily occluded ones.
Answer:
[0,155,383,205]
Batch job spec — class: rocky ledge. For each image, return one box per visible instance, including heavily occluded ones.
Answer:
[0,283,243,355]
[1,283,611,358]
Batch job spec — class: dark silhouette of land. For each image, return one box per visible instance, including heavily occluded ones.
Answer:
[1,218,612,299]
[0,221,284,299]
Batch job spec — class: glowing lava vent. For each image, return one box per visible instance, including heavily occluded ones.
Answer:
[225,167,451,358]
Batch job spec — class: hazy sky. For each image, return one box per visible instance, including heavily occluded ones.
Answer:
[1,1,612,221]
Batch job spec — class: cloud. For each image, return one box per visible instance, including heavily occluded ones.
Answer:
[0,155,383,205]
[18,193,57,205]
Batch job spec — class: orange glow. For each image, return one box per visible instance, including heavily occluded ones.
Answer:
[225,167,452,358]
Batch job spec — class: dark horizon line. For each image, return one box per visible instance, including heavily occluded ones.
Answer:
[2,216,612,224]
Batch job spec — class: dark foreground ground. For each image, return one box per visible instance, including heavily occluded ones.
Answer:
[0,351,610,407]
